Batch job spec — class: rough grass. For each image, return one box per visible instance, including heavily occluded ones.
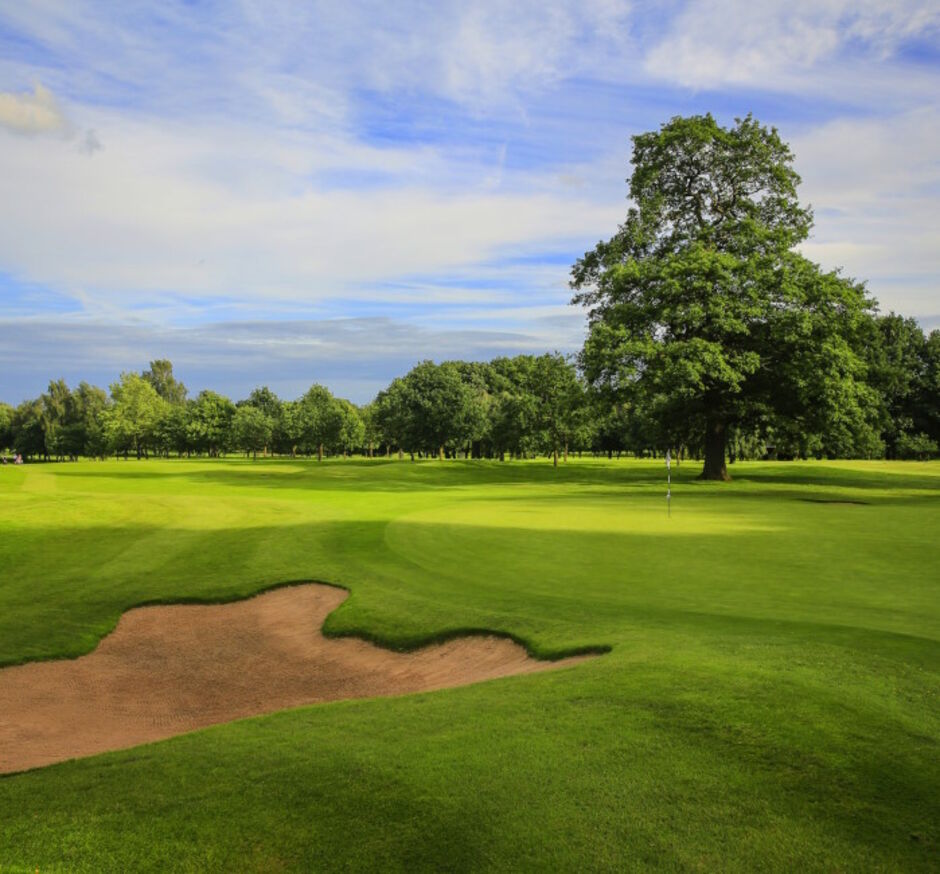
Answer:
[0,458,937,872]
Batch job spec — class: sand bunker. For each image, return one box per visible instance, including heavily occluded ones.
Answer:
[0,584,589,774]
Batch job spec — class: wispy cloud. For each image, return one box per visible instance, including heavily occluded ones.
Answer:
[0,0,937,397]
[644,0,940,92]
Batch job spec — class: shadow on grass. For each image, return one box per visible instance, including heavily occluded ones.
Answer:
[2,516,936,671]
[49,458,940,504]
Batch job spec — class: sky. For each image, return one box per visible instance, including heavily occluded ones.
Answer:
[0,0,938,404]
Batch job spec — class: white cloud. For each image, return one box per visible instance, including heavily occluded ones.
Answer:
[793,106,940,317]
[0,106,622,304]
[0,82,67,134]
[644,0,940,91]
[0,0,936,348]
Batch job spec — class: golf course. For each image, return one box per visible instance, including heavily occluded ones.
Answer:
[0,457,937,871]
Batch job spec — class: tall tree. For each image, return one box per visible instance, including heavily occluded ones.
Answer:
[572,113,878,479]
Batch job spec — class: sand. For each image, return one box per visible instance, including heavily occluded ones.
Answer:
[0,584,589,774]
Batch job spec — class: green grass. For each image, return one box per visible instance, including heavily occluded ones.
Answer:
[0,457,937,872]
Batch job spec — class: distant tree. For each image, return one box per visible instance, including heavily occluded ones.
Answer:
[72,382,110,458]
[489,389,537,460]
[40,379,73,459]
[860,314,927,458]
[398,361,485,459]
[105,373,166,459]
[186,391,235,457]
[373,379,412,458]
[11,399,45,460]
[529,354,586,466]
[245,386,282,420]
[232,405,274,459]
[298,385,343,461]
[0,402,13,451]
[359,402,381,457]
[273,400,305,457]
[142,359,187,405]
[153,403,190,458]
[334,399,365,456]
[572,113,879,479]
[921,330,940,446]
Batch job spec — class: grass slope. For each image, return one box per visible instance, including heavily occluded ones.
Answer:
[0,458,937,872]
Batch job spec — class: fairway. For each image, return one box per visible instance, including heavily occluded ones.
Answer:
[0,458,938,871]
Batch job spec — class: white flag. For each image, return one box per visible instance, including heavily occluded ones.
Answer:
[666,449,671,470]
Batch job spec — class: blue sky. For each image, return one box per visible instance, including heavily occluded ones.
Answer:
[0,0,938,403]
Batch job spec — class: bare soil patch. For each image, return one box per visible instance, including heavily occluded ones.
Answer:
[0,584,590,773]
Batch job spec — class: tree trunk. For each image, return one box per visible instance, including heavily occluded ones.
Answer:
[553,447,558,467]
[318,443,323,462]
[564,441,568,463]
[701,418,730,481]
[439,445,444,461]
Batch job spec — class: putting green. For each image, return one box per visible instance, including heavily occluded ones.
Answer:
[0,458,937,872]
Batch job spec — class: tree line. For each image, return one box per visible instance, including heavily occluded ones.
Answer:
[1,315,937,467]
[0,355,586,464]
[2,114,938,475]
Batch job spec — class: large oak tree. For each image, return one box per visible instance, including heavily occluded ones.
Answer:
[571,113,878,479]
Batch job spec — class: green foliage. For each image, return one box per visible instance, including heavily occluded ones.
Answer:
[245,385,282,420]
[153,403,190,458]
[0,401,12,451]
[186,390,236,456]
[11,398,45,458]
[334,398,365,455]
[142,359,188,405]
[572,114,879,479]
[232,405,274,457]
[298,384,343,458]
[863,315,939,457]
[104,372,166,458]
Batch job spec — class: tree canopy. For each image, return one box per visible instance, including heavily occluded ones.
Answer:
[571,113,880,479]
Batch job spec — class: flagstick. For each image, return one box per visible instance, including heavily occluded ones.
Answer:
[666,449,671,517]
